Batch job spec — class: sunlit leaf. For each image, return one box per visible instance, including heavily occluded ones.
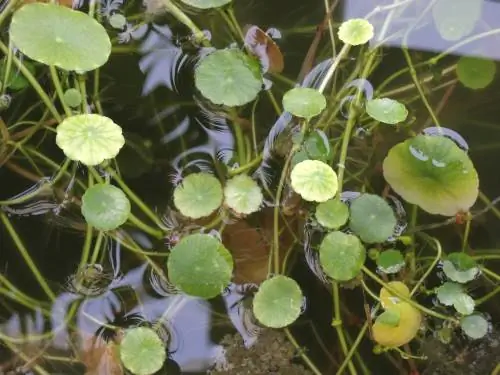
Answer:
[224,174,263,215]
[81,184,131,231]
[173,172,223,219]
[349,194,397,243]
[290,159,338,202]
[120,327,166,375]
[376,308,401,327]
[373,302,421,348]
[338,19,374,46]
[436,281,464,306]
[252,275,303,328]
[453,293,475,315]
[366,98,408,124]
[442,252,480,283]
[56,114,125,166]
[380,281,410,309]
[432,0,482,41]
[460,314,489,339]
[180,0,231,9]
[195,49,262,106]
[167,233,233,298]
[319,231,366,281]
[109,13,127,30]
[377,249,405,274]
[315,199,349,230]
[244,25,284,74]
[63,88,82,108]
[282,87,326,119]
[383,135,479,216]
[10,3,111,71]
[456,56,496,90]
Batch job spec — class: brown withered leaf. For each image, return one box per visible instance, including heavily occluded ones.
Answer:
[80,335,123,375]
[244,25,284,74]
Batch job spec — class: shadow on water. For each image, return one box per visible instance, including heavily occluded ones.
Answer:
[0,0,499,374]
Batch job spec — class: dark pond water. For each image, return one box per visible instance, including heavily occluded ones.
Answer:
[0,0,499,374]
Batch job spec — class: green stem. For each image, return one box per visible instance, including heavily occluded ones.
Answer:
[80,224,93,266]
[481,267,500,282]
[0,0,20,28]
[284,328,323,375]
[128,213,164,239]
[336,320,370,375]
[90,230,104,264]
[461,214,471,252]
[49,65,72,117]
[411,235,442,296]
[1,40,13,96]
[475,286,500,306]
[162,0,209,46]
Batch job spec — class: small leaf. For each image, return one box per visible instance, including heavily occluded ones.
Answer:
[373,302,421,348]
[315,199,349,230]
[180,0,232,9]
[63,88,82,108]
[436,281,464,306]
[56,114,125,166]
[282,87,326,119]
[376,249,405,274]
[81,184,131,231]
[173,173,223,219]
[366,98,408,124]
[10,3,111,71]
[120,327,166,375]
[319,231,366,281]
[460,314,489,339]
[303,130,332,162]
[432,0,482,41]
[224,174,263,215]
[457,56,496,90]
[442,252,479,283]
[167,234,233,299]
[379,281,410,309]
[195,49,262,106]
[244,25,284,74]
[109,13,127,30]
[338,19,374,46]
[252,275,304,328]
[376,308,401,327]
[453,293,475,315]
[349,194,397,243]
[290,160,338,202]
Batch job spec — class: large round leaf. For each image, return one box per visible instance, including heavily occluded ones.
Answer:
[81,184,131,231]
[349,194,397,243]
[120,327,166,375]
[338,19,374,46]
[432,0,482,41]
[457,56,496,90]
[181,0,231,9]
[167,234,233,299]
[290,160,338,202]
[252,275,303,328]
[10,3,111,71]
[173,173,223,219]
[224,174,263,215]
[319,231,366,281]
[366,98,408,125]
[195,49,262,106]
[282,87,326,119]
[56,114,125,166]
[383,135,479,216]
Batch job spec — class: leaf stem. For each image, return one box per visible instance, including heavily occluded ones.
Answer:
[49,65,72,117]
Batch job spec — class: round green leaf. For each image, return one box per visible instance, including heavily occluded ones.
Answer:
[180,0,231,9]
[366,98,408,124]
[442,252,479,283]
[315,199,349,229]
[109,13,127,29]
[195,49,262,106]
[282,87,326,119]
[436,281,464,306]
[338,19,374,46]
[460,314,489,339]
[173,173,223,219]
[0,58,35,91]
[349,194,397,243]
[56,114,125,166]
[432,0,482,41]
[376,249,405,274]
[252,275,303,328]
[457,56,496,90]
[453,293,475,315]
[383,135,479,216]
[224,174,263,215]
[290,160,338,202]
[81,184,131,231]
[167,233,233,299]
[319,231,366,281]
[120,327,166,375]
[63,88,82,108]
[376,308,401,327]
[10,3,111,71]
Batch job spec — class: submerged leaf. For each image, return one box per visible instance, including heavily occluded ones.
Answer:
[282,87,326,119]
[460,314,489,339]
[366,98,408,124]
[338,19,374,46]
[224,174,263,215]
[253,275,303,328]
[120,327,166,375]
[10,3,111,71]
[315,199,349,230]
[457,56,496,90]
[432,0,482,41]
[290,160,338,202]
[180,0,231,9]
[383,135,479,216]
[173,173,223,219]
[377,249,405,274]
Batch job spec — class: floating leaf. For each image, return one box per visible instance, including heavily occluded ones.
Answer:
[10,3,111,71]
[244,25,284,74]
[377,249,405,274]
[373,302,421,348]
[195,49,262,106]
[282,87,326,119]
[81,184,131,231]
[173,173,223,219]
[56,114,125,166]
[180,0,231,9]
[383,135,479,216]
[349,194,397,243]
[436,281,464,306]
[315,199,349,230]
[432,0,482,41]
[109,13,127,30]
[442,252,480,283]
[224,174,263,215]
[290,160,338,202]
[456,56,496,90]
[120,327,166,375]
[376,308,401,327]
[252,275,303,328]
[337,19,374,46]
[460,314,489,339]
[453,293,475,315]
[167,233,233,299]
[63,88,82,108]
[380,281,410,309]
[366,98,408,124]
[319,231,366,281]
[0,58,35,91]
